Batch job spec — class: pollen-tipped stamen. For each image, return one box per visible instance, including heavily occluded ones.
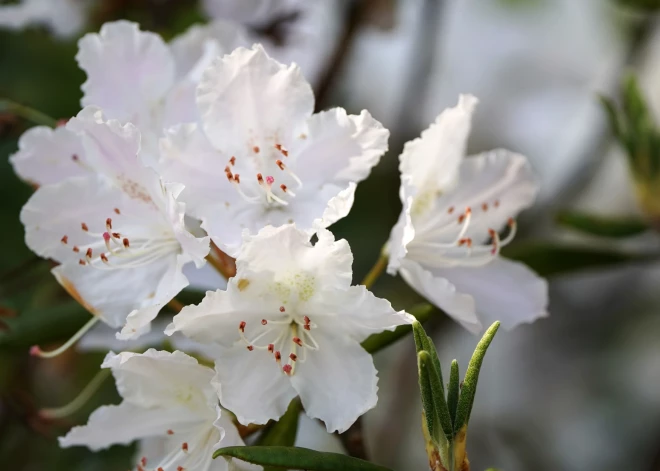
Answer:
[30,316,99,359]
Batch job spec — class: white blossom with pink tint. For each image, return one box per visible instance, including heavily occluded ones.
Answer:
[387,94,548,334]
[59,350,254,471]
[166,224,412,433]
[158,45,388,256]
[20,107,208,340]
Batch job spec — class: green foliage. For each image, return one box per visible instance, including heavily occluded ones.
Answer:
[213,446,394,471]
[556,211,649,238]
[257,400,301,447]
[447,359,460,427]
[616,0,660,10]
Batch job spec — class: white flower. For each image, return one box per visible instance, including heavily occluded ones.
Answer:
[60,349,253,471]
[0,0,88,38]
[20,107,209,341]
[158,45,388,256]
[166,224,412,434]
[387,94,548,333]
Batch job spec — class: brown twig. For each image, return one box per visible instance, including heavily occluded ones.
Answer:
[338,416,369,460]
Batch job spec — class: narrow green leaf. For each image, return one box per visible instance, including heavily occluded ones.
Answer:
[447,359,460,427]
[599,94,622,139]
[213,446,393,471]
[556,211,649,238]
[256,399,301,447]
[454,322,500,433]
[361,303,434,354]
[502,243,658,277]
[417,350,438,444]
[0,98,57,127]
[419,351,453,441]
[411,321,444,393]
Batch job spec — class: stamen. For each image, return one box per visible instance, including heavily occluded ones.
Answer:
[280,306,286,312]
[253,146,260,153]
[72,246,80,253]
[182,442,188,452]
[81,222,88,232]
[141,457,147,467]
[167,429,174,435]
[282,364,292,375]
[86,248,93,260]
[105,218,112,230]
[30,316,99,359]
[123,238,130,248]
[100,253,109,264]
[292,337,303,347]
[39,368,111,419]
[114,208,120,215]
[261,319,268,325]
[275,351,282,362]
[247,345,254,351]
[289,353,297,361]
[239,321,246,333]
[61,235,68,244]
[229,156,236,166]
[258,173,288,205]
[274,159,302,187]
[268,344,274,353]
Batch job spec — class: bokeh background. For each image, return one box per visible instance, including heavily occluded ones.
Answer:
[1,1,660,470]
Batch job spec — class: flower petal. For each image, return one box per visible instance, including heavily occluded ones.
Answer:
[398,259,482,333]
[76,21,174,124]
[312,183,357,232]
[386,176,416,274]
[59,402,197,451]
[291,330,378,433]
[213,345,298,425]
[292,108,389,185]
[400,94,477,194]
[10,125,89,186]
[103,349,216,411]
[434,257,549,331]
[196,44,314,154]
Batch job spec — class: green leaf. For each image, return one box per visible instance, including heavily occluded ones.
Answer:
[418,351,453,441]
[213,446,394,471]
[361,303,434,354]
[256,399,301,447]
[0,301,89,350]
[556,211,649,238]
[412,321,445,394]
[417,351,439,447]
[447,359,460,427]
[454,322,500,432]
[502,243,657,277]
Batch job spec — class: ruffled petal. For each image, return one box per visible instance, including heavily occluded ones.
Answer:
[196,44,314,154]
[292,108,389,186]
[386,176,416,274]
[212,345,297,426]
[291,330,378,433]
[398,259,482,334]
[76,21,174,124]
[10,126,89,186]
[434,257,549,331]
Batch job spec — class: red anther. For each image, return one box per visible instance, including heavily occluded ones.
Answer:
[467,239,473,248]
[103,232,111,242]
[281,149,288,157]
[253,146,260,153]
[280,184,288,192]
[279,306,286,312]
[261,319,268,325]
[275,143,282,150]
[466,207,472,214]
[229,156,236,166]
[158,468,164,471]
[177,467,184,471]
[86,248,93,259]
[61,235,68,244]
[303,325,311,331]
[29,345,40,356]
[141,457,147,467]
[112,232,120,239]
[508,217,515,226]
[78,259,86,266]
[100,253,109,263]
[488,229,496,238]
[72,246,80,253]
[56,118,68,127]
[268,344,274,353]
[276,159,284,170]
[114,208,120,215]
[282,364,292,375]
[226,171,234,181]
[303,315,310,325]
[71,154,79,161]
[182,442,188,452]
[167,429,174,435]
[239,321,246,332]
[247,345,254,351]
[137,465,145,471]
[448,206,454,214]
[106,218,112,229]
[458,239,467,246]
[458,214,465,224]
[266,176,275,185]
[494,200,500,207]
[292,337,303,347]
[123,238,130,248]
[81,222,88,232]
[482,203,489,211]
[233,174,241,183]
[275,351,282,361]
[224,166,231,174]
[289,353,297,361]
[257,173,264,183]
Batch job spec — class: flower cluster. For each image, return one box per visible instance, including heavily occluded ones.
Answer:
[11,19,548,471]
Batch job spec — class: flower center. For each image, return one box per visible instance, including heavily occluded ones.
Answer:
[224,143,303,207]
[60,211,179,270]
[410,204,518,267]
[238,306,318,376]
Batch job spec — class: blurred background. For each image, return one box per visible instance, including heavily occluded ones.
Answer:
[1,0,660,470]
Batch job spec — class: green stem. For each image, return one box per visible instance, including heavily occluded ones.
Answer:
[0,98,57,127]
[39,368,111,419]
[361,249,389,289]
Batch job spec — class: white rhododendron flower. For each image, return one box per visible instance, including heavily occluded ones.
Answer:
[0,0,87,38]
[20,107,209,342]
[60,350,253,471]
[387,94,548,333]
[166,224,413,433]
[158,45,389,256]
